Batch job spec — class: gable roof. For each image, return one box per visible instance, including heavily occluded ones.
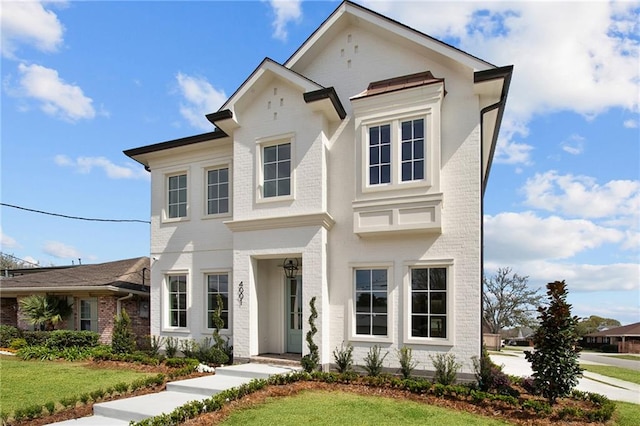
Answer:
[0,257,150,296]
[586,322,640,338]
[286,1,495,72]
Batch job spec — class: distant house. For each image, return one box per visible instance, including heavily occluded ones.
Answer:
[583,322,640,353]
[125,0,513,374]
[0,257,150,344]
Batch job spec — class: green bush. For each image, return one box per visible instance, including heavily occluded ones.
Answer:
[333,342,354,373]
[0,324,21,347]
[397,346,418,379]
[430,353,461,385]
[17,345,57,361]
[9,337,27,350]
[22,330,49,346]
[44,401,56,415]
[301,296,319,373]
[165,336,179,357]
[363,345,388,377]
[112,309,136,354]
[46,330,99,349]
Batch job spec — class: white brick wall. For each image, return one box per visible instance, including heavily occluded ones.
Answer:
[145,14,487,375]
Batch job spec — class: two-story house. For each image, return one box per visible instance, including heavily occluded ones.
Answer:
[125,1,512,375]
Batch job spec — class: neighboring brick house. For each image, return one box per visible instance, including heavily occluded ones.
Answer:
[0,257,150,344]
[125,1,512,375]
[583,322,640,353]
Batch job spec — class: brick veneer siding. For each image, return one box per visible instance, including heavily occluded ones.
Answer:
[0,298,18,327]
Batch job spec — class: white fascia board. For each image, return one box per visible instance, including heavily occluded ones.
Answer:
[1,286,149,296]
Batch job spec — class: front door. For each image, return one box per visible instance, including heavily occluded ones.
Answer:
[286,277,302,353]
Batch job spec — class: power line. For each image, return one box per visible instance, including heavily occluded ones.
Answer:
[0,252,40,267]
[1,203,150,224]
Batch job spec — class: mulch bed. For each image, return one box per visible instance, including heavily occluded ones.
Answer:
[9,361,609,426]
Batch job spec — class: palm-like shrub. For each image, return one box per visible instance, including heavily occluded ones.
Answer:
[19,295,72,331]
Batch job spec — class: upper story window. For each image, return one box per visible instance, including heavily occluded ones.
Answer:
[365,117,426,188]
[206,167,229,215]
[401,119,424,182]
[263,142,291,198]
[167,173,187,218]
[369,125,391,185]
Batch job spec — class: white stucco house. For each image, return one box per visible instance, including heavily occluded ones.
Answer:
[125,1,512,375]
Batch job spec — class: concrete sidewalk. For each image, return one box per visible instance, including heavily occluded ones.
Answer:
[46,363,301,425]
[490,352,640,404]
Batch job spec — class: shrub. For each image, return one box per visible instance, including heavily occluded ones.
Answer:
[0,324,21,347]
[112,309,136,354]
[430,353,461,385]
[59,396,78,409]
[165,337,179,358]
[44,401,56,415]
[90,388,105,401]
[22,330,49,346]
[301,296,319,373]
[363,345,388,377]
[114,382,130,394]
[333,342,354,373]
[46,330,99,349]
[17,345,57,361]
[9,337,28,350]
[397,346,418,379]
[146,335,165,357]
[525,280,583,404]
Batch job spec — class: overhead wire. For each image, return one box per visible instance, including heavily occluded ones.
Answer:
[1,203,150,224]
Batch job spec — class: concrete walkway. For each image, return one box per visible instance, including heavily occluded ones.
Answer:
[490,352,640,404]
[47,363,301,425]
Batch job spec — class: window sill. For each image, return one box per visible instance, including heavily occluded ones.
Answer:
[403,336,454,346]
[348,335,394,345]
[162,216,190,225]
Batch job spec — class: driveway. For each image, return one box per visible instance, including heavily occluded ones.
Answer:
[490,351,640,404]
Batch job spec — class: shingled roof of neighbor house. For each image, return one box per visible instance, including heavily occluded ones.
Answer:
[0,257,150,294]
[586,322,640,338]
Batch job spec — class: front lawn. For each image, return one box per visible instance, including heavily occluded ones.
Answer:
[0,355,154,415]
[220,389,510,426]
[581,364,640,385]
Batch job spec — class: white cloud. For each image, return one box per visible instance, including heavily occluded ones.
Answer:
[522,171,640,223]
[43,241,81,259]
[560,134,585,156]
[0,0,65,59]
[0,228,19,249]
[16,63,95,121]
[484,211,623,263]
[363,1,639,165]
[175,72,227,131]
[269,0,302,41]
[54,155,149,180]
[623,119,638,129]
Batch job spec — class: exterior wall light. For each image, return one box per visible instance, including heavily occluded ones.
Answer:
[283,258,299,279]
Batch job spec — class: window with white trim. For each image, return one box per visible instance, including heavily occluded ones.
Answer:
[167,173,187,218]
[354,268,388,336]
[262,142,291,198]
[410,267,447,338]
[206,273,229,329]
[206,167,229,215]
[167,274,187,328]
[366,117,426,188]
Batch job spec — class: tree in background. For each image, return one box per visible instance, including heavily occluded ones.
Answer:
[0,252,33,271]
[576,315,621,337]
[525,280,582,404]
[112,309,136,354]
[483,267,543,334]
[19,294,72,331]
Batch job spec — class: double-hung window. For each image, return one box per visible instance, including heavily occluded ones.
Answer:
[263,142,291,198]
[401,119,425,181]
[369,125,391,185]
[168,274,187,328]
[410,267,447,338]
[354,268,388,336]
[167,174,187,218]
[206,168,229,215]
[206,273,229,329]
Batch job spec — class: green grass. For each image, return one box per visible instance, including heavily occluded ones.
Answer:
[0,355,154,414]
[604,355,640,361]
[488,351,517,357]
[613,402,640,425]
[581,364,640,385]
[221,390,510,425]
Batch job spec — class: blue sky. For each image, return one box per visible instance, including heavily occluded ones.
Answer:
[1,1,638,325]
